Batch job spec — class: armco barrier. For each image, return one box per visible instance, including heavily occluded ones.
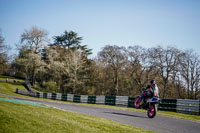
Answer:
[18,89,29,95]
[80,95,88,103]
[116,96,128,107]
[88,96,96,104]
[96,96,105,104]
[39,92,43,98]
[105,96,116,105]
[67,94,74,102]
[56,93,62,100]
[158,99,177,112]
[14,88,200,115]
[15,88,18,93]
[73,95,81,103]
[47,93,52,99]
[43,93,47,98]
[61,94,67,101]
[51,93,57,100]
[29,91,36,97]
[128,97,135,108]
[176,99,200,115]
[36,92,40,98]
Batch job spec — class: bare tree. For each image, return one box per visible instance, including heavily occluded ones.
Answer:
[67,49,86,93]
[21,26,49,53]
[127,46,156,93]
[0,30,9,75]
[148,46,179,98]
[43,45,87,94]
[98,45,127,95]
[0,31,6,63]
[178,50,200,99]
[19,26,49,85]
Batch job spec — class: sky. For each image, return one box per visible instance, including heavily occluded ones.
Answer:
[0,0,200,57]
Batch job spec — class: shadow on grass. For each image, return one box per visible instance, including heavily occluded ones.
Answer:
[104,112,147,118]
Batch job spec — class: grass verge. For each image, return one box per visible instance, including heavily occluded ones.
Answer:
[0,100,153,133]
[0,82,26,96]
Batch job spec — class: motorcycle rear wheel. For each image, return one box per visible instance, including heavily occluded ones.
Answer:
[134,96,141,109]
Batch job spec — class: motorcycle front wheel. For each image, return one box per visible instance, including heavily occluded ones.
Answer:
[147,104,156,118]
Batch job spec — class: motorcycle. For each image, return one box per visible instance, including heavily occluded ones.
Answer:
[134,88,160,118]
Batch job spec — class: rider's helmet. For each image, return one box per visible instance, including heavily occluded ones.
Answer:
[150,80,155,84]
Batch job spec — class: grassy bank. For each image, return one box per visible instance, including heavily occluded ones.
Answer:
[0,100,153,133]
[0,82,26,96]
[0,76,25,82]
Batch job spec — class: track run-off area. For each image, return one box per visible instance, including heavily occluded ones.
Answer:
[0,93,199,133]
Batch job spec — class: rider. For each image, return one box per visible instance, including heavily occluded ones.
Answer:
[140,80,159,103]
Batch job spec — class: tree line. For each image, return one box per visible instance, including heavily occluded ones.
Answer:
[0,27,200,99]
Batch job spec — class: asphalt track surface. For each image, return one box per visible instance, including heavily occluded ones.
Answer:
[1,93,199,133]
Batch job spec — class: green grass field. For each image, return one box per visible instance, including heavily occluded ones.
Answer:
[0,100,153,133]
[0,76,200,123]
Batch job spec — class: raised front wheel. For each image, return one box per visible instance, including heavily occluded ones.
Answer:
[147,104,156,118]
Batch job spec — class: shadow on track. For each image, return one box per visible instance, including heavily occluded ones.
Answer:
[104,112,147,118]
